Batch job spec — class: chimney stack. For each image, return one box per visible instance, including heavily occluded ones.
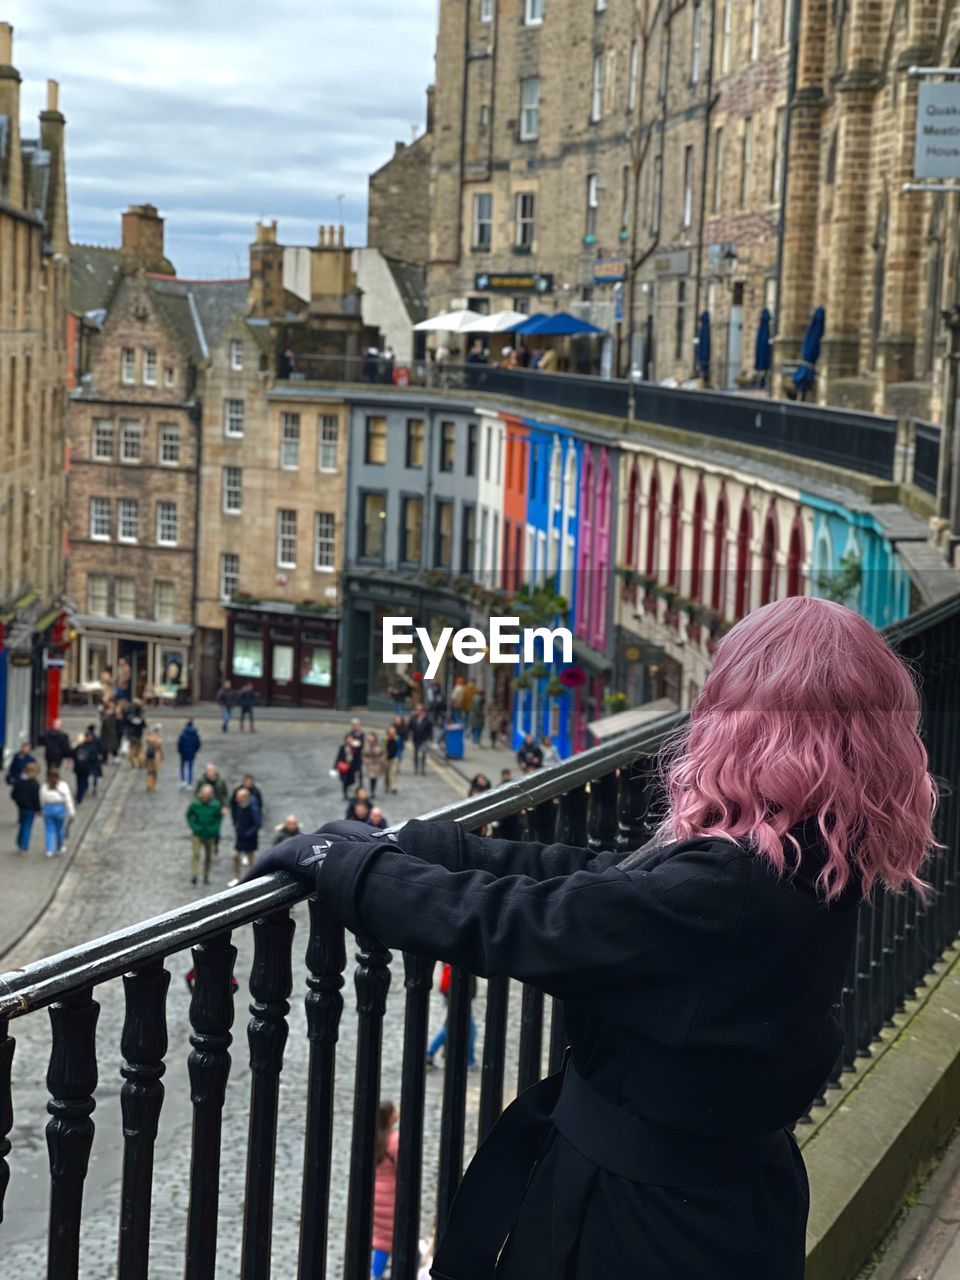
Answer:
[248,219,285,317]
[40,78,68,253]
[121,203,168,273]
[0,23,23,211]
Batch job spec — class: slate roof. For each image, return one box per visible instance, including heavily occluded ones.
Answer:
[384,255,427,323]
[146,276,249,363]
[69,244,125,316]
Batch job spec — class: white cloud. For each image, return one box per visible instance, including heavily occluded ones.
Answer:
[6,0,436,276]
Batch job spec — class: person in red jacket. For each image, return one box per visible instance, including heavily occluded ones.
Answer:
[371,1100,399,1278]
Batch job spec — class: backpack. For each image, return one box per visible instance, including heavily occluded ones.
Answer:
[146,742,157,762]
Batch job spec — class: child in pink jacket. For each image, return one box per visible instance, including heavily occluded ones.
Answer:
[372,1100,399,1278]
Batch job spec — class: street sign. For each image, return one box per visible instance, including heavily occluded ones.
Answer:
[474,272,554,293]
[915,82,960,178]
[614,283,625,324]
[594,257,628,283]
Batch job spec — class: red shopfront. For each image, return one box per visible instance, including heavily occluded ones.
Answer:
[225,606,338,709]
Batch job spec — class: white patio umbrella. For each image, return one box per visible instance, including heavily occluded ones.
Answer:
[413,309,480,333]
[461,309,529,334]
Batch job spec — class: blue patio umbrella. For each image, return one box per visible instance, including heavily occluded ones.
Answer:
[792,306,825,397]
[695,311,711,381]
[755,308,772,376]
[510,311,607,336]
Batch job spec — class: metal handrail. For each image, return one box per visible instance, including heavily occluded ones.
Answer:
[0,711,685,1020]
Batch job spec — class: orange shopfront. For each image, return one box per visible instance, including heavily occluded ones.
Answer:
[225,605,338,709]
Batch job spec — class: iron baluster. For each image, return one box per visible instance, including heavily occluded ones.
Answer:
[517,984,545,1094]
[46,987,100,1280]
[343,936,391,1280]
[555,784,589,848]
[477,974,510,1144]
[298,897,346,1280]
[185,930,236,1280]
[436,965,472,1236]
[548,998,568,1075]
[616,755,658,853]
[0,1017,12,1226]
[393,954,433,1280]
[118,961,170,1280]
[587,771,620,852]
[242,909,295,1280]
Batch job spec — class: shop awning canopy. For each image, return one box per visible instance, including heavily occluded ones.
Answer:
[461,310,530,334]
[412,309,482,334]
[587,696,677,742]
[510,311,608,336]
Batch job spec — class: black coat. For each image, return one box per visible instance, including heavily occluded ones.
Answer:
[41,729,73,768]
[11,777,40,812]
[309,817,860,1280]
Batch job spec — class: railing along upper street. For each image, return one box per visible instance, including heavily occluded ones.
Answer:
[0,595,958,1279]
[280,354,938,491]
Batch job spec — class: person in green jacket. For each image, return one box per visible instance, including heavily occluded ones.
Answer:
[194,762,229,853]
[186,783,223,886]
[469,691,487,746]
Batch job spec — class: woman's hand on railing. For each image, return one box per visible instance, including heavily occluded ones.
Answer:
[242,820,399,885]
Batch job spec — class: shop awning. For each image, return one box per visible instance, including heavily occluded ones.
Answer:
[75,615,195,640]
[587,696,677,742]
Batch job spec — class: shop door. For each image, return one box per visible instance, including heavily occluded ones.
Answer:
[726,283,744,385]
[269,629,296,705]
[4,657,31,766]
[349,610,371,708]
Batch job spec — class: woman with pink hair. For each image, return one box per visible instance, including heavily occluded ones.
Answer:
[251,597,936,1279]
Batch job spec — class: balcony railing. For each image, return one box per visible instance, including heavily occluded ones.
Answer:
[277,354,938,490]
[1,597,958,1278]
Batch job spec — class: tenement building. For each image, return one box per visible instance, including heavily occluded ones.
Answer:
[0,24,70,762]
[419,0,960,410]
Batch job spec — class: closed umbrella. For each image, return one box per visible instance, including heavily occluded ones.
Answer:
[792,306,825,398]
[755,308,772,384]
[695,311,711,382]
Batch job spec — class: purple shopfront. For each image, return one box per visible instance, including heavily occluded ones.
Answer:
[225,606,338,709]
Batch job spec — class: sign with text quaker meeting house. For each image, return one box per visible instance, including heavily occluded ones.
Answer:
[915,80,960,179]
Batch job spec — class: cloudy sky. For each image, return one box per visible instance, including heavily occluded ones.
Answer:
[7,0,437,277]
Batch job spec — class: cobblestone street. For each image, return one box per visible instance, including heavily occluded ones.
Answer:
[0,713,531,1279]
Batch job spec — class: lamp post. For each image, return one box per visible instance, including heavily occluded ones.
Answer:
[941,302,960,562]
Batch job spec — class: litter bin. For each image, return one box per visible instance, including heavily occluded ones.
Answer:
[444,723,465,760]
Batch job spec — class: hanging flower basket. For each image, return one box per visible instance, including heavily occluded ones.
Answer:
[545,676,566,698]
[514,674,532,690]
[559,666,586,689]
[603,692,629,714]
[529,661,549,680]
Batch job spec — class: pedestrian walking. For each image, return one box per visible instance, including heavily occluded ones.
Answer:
[272,815,302,844]
[450,677,466,725]
[144,726,164,792]
[248,597,936,1280]
[540,736,560,767]
[100,704,121,761]
[239,683,256,733]
[368,805,389,830]
[486,697,504,749]
[39,768,75,858]
[371,1101,400,1280]
[334,733,362,798]
[195,764,229,854]
[387,674,412,716]
[86,723,106,794]
[124,701,147,768]
[6,742,36,788]
[231,773,264,825]
[517,732,543,773]
[216,679,236,733]
[230,787,262,882]
[41,719,73,770]
[177,720,201,788]
[385,725,401,795]
[186,783,222,886]
[409,706,434,776]
[469,692,486,746]
[72,729,100,806]
[362,732,385,799]
[11,762,40,853]
[345,786,371,821]
[467,773,491,797]
[426,963,478,1070]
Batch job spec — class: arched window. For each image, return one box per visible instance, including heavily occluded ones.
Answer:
[668,474,683,586]
[691,480,705,601]
[550,437,562,512]
[626,461,639,565]
[735,500,752,618]
[759,503,777,606]
[711,489,728,614]
[646,468,661,577]
[786,515,804,597]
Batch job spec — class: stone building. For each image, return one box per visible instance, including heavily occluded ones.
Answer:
[367,90,434,267]
[0,24,70,761]
[778,0,960,422]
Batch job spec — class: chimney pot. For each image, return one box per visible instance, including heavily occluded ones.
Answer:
[338,225,345,247]
[328,224,336,245]
[0,23,12,65]
[46,79,59,111]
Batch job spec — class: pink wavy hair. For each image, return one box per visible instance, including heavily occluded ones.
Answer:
[656,596,936,900]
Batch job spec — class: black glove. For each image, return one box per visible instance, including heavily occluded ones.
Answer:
[241,820,398,885]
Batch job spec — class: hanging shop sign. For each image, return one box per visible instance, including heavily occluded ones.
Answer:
[915,81,960,179]
[474,272,554,294]
[593,257,629,283]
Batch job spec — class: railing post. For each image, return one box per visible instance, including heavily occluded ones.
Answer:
[343,936,392,1280]
[298,897,346,1280]
[185,930,236,1280]
[556,784,588,848]
[616,754,659,853]
[587,771,620,852]
[243,909,295,1280]
[46,987,100,1280]
[118,961,170,1280]
[0,1017,14,1225]
[516,983,545,1094]
[393,955,434,1280]
[477,974,510,1143]
[437,965,471,1236]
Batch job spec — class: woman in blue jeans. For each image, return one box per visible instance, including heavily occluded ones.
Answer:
[39,768,75,857]
[427,964,478,1069]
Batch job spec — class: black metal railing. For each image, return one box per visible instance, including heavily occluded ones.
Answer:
[913,420,941,497]
[282,355,906,486]
[1,597,958,1279]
